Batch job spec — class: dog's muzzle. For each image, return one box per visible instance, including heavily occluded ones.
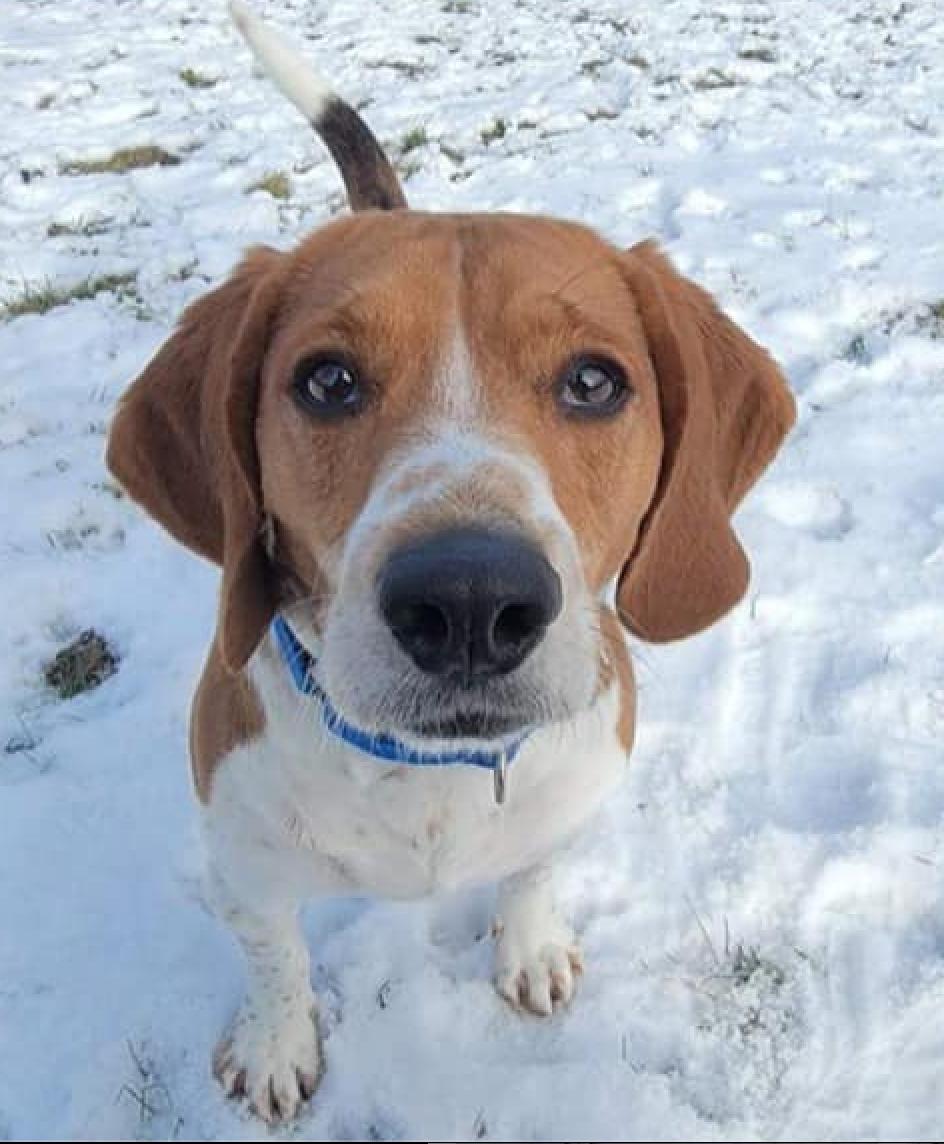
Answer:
[377,526,562,680]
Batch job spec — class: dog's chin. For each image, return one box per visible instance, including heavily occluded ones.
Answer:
[403,710,533,743]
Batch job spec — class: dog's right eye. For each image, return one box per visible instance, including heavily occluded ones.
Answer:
[292,356,365,419]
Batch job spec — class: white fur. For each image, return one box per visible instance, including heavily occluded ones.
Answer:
[205,642,626,902]
[494,864,584,1015]
[211,877,321,1121]
[434,323,481,423]
[229,1,335,123]
[202,640,626,1119]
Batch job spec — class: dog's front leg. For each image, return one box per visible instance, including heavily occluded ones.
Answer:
[211,880,322,1123]
[493,862,583,1016]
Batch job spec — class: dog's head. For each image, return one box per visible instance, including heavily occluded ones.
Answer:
[106,10,794,748]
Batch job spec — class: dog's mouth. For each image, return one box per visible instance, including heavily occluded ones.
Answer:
[403,709,532,742]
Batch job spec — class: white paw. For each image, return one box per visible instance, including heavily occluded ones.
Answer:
[493,914,583,1017]
[213,998,323,1123]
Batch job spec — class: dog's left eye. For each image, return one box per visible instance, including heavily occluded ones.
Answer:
[293,357,364,418]
[559,357,629,416]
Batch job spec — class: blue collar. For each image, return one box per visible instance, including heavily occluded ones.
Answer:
[271,615,527,799]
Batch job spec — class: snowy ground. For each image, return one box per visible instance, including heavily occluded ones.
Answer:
[2,0,943,1139]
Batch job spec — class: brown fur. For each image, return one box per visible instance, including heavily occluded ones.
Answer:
[190,641,266,803]
[598,607,635,750]
[106,245,286,671]
[617,241,797,640]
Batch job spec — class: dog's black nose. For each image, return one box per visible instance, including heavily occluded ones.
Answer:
[377,527,562,679]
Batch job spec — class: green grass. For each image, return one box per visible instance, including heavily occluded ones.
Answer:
[738,46,778,63]
[1,272,138,321]
[400,125,429,153]
[46,216,113,238]
[43,630,119,700]
[246,170,292,199]
[439,142,466,164]
[480,116,508,145]
[59,145,180,175]
[179,67,217,88]
[922,299,944,338]
[692,67,743,91]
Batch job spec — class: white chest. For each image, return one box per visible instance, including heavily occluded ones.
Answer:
[203,662,627,902]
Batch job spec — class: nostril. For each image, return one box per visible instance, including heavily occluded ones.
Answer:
[387,600,452,667]
[492,601,547,653]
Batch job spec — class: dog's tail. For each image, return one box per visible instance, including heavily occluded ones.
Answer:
[229,0,407,212]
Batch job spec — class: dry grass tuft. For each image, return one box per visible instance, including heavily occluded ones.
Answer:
[246,170,292,199]
[59,145,180,175]
[1,272,138,320]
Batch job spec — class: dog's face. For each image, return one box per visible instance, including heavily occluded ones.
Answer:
[107,210,794,745]
[257,212,661,739]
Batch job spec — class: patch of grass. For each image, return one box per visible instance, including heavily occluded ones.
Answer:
[726,942,786,989]
[585,106,620,122]
[919,299,944,338]
[46,215,113,238]
[841,333,870,364]
[167,258,201,283]
[480,116,508,146]
[580,57,610,77]
[738,45,778,63]
[179,66,217,88]
[36,92,56,110]
[43,629,118,700]
[59,145,180,175]
[400,125,429,153]
[692,67,743,91]
[90,479,125,500]
[625,53,651,70]
[365,58,430,79]
[246,170,291,199]
[439,142,466,164]
[0,272,138,321]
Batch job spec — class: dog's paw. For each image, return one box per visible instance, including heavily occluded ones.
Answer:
[492,914,583,1017]
[213,999,323,1123]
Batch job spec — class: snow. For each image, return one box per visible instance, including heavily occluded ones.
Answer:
[1,0,943,1139]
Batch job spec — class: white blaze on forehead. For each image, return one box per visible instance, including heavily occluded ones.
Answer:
[433,321,481,425]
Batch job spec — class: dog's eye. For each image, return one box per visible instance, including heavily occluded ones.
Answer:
[293,357,364,418]
[559,357,629,416]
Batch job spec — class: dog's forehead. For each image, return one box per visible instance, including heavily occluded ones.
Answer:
[280,210,626,316]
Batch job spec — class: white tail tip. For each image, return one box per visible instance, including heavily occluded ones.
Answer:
[229,0,334,123]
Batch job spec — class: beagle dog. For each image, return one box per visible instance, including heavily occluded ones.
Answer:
[106,1,795,1124]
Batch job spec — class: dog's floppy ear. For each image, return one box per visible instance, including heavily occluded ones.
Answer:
[617,241,795,642]
[107,246,284,671]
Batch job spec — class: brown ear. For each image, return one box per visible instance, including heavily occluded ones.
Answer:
[106,246,284,671]
[618,241,796,642]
